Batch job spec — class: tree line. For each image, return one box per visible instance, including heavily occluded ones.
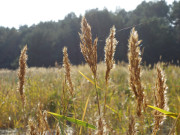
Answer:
[0,0,179,69]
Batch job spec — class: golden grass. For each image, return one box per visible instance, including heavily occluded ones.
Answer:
[153,65,168,134]
[79,17,103,135]
[104,25,118,84]
[0,63,179,134]
[0,17,180,135]
[128,27,144,117]
[18,45,27,108]
[79,16,98,79]
[63,47,74,96]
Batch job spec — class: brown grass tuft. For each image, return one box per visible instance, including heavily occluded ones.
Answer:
[28,119,37,135]
[36,104,49,134]
[128,27,144,117]
[63,47,74,96]
[79,16,98,79]
[104,25,118,84]
[79,17,103,134]
[153,65,168,134]
[27,104,49,135]
[18,45,28,107]
[104,26,118,115]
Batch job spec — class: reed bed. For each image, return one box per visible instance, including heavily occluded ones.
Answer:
[0,17,180,134]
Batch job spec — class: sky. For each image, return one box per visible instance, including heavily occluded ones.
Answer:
[0,0,175,28]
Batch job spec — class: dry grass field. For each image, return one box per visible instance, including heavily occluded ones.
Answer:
[0,17,180,135]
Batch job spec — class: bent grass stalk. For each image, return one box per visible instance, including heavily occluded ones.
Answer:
[79,95,90,135]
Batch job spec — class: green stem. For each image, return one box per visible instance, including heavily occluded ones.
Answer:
[103,82,108,116]
[94,78,101,116]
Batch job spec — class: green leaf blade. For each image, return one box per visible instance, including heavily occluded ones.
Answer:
[148,105,179,119]
[48,112,96,130]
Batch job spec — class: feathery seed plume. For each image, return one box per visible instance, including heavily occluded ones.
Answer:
[37,104,49,134]
[63,47,74,96]
[128,28,144,117]
[18,45,27,107]
[104,26,118,84]
[153,65,168,134]
[79,16,98,79]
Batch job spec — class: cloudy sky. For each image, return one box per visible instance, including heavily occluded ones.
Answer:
[0,0,175,28]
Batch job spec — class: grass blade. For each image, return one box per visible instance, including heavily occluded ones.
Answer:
[106,105,118,114]
[148,105,178,119]
[79,95,90,134]
[58,119,64,135]
[78,71,103,90]
[48,112,96,130]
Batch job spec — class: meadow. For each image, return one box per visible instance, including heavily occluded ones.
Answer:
[0,17,180,135]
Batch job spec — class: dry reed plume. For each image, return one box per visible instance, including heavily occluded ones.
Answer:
[79,16,98,79]
[153,65,168,134]
[18,45,27,107]
[128,28,144,117]
[104,25,118,115]
[63,47,74,96]
[104,25,118,84]
[79,17,103,135]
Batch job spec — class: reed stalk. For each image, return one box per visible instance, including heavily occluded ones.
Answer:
[128,28,144,117]
[63,46,78,133]
[104,25,118,116]
[17,45,28,108]
[63,47,74,96]
[79,16,103,134]
[153,65,168,134]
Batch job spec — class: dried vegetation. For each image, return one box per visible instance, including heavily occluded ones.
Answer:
[0,17,179,135]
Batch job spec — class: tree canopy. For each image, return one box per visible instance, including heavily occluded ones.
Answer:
[0,0,179,69]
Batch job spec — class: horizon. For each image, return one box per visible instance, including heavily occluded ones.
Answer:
[0,0,175,29]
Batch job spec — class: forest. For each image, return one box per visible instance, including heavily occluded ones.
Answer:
[0,0,179,69]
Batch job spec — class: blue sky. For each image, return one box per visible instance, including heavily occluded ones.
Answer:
[0,0,175,28]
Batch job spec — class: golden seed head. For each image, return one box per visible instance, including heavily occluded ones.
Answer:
[18,45,28,107]
[63,46,74,96]
[153,65,168,133]
[37,104,49,133]
[128,28,144,117]
[79,16,98,79]
[104,26,118,84]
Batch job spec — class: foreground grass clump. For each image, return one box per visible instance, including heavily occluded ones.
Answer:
[0,63,179,134]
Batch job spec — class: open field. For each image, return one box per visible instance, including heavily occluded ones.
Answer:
[0,63,180,134]
[0,16,180,135]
